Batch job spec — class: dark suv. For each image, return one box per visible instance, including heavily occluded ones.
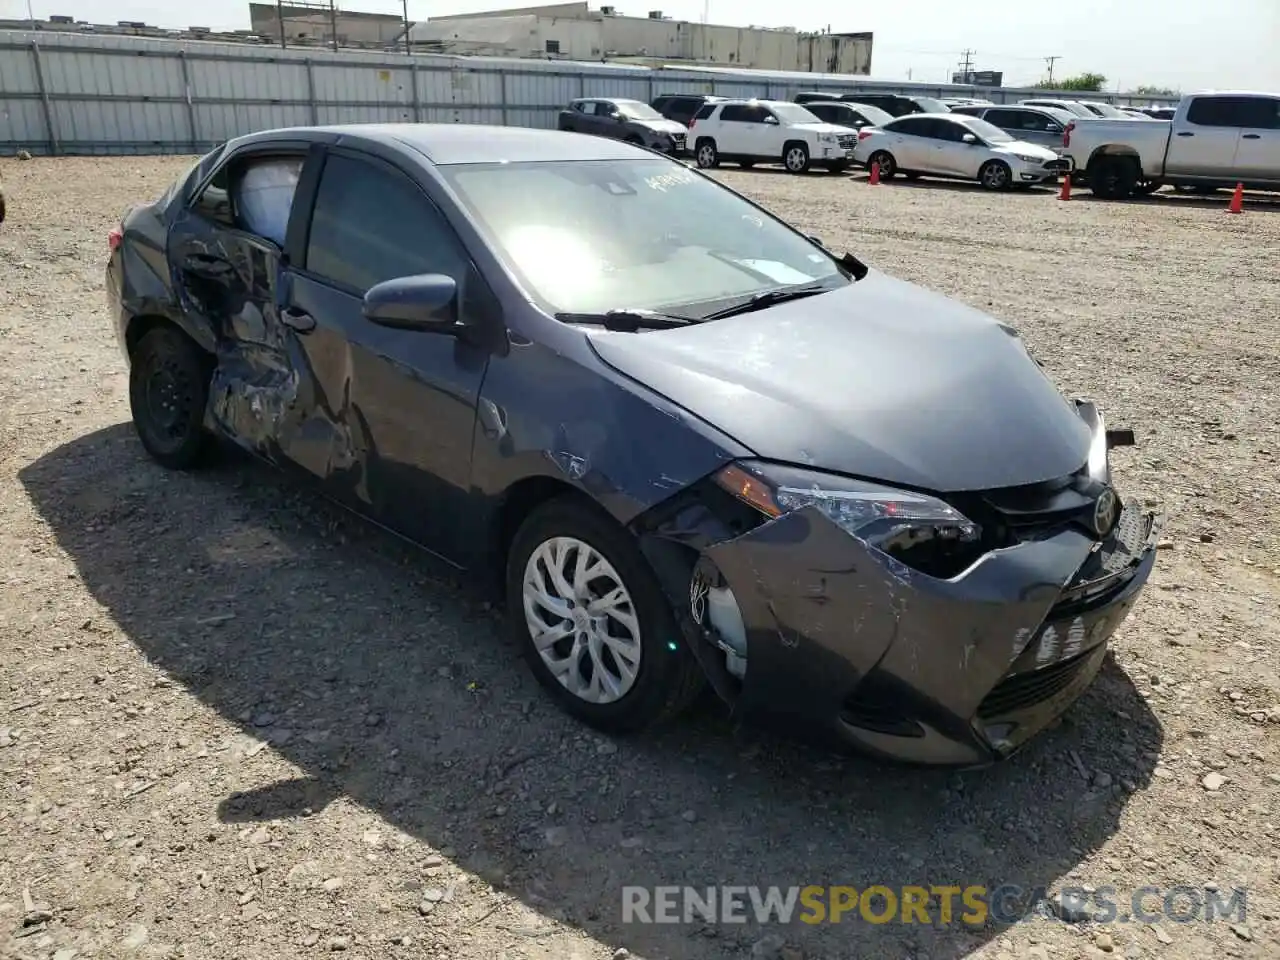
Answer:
[651,93,727,128]
[795,91,950,117]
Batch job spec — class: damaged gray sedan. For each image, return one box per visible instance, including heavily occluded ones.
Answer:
[107,123,1160,766]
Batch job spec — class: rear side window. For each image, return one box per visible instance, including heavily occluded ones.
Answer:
[887,116,932,137]
[193,154,303,248]
[304,154,467,294]
[1187,96,1280,129]
[694,103,717,120]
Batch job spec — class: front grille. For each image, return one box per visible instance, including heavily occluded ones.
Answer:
[1048,506,1149,619]
[837,134,857,149]
[978,649,1094,719]
[1044,158,1070,170]
[670,132,686,145]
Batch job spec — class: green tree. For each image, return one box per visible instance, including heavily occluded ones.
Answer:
[1134,84,1179,97]
[1035,72,1107,92]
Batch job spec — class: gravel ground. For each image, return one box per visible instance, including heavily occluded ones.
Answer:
[1,155,1278,960]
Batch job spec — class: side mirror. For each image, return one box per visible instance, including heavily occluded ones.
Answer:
[764,115,779,125]
[612,113,625,122]
[962,133,978,144]
[363,274,460,333]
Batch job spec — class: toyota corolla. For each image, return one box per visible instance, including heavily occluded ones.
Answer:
[107,123,1159,766]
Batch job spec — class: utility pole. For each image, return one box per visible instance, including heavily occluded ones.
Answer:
[957,48,975,82]
[1044,55,1061,86]
[329,0,339,52]
[276,0,287,48]
[403,0,411,54]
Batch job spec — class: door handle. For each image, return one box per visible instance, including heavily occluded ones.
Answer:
[1176,131,1194,137]
[281,307,316,333]
[1242,133,1261,139]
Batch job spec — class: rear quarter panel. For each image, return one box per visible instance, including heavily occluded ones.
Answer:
[1068,118,1173,175]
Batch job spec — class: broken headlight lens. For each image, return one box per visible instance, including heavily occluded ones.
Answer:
[713,461,984,578]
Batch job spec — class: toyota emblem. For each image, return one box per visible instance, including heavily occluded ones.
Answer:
[1092,488,1119,537]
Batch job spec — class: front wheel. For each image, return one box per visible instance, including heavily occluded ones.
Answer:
[506,497,705,734]
[978,160,1012,191]
[128,325,213,470]
[783,143,810,174]
[695,139,719,169]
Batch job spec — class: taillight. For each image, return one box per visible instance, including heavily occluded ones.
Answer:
[1063,122,1074,148]
[108,227,123,251]
[857,129,874,140]
[688,118,697,128]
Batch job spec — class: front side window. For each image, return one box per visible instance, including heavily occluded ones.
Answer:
[440,158,848,316]
[720,104,754,123]
[956,117,1014,143]
[1188,96,1280,129]
[305,154,466,294]
[616,101,663,121]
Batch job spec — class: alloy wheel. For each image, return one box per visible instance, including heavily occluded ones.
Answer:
[522,536,642,705]
[786,147,806,172]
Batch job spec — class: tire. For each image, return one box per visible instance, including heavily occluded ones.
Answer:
[506,496,705,734]
[783,142,810,174]
[869,150,896,179]
[1089,156,1138,200]
[695,138,719,169]
[978,160,1012,191]
[128,324,213,470]
[825,160,849,174]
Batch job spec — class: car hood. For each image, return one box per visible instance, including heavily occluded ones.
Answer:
[586,270,1093,493]
[636,118,688,134]
[997,140,1060,160]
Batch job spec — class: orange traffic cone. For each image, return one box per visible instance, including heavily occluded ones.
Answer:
[868,161,880,186]
[1227,182,1244,214]
[1058,174,1071,201]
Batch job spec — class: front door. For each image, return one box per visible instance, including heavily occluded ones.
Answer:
[1232,95,1280,184]
[285,148,493,559]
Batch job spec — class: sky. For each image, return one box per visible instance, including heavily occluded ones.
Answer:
[5,0,1279,91]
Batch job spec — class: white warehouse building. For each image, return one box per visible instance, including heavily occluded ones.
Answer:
[407,2,873,74]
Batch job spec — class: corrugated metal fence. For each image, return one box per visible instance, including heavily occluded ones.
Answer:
[0,29,1179,156]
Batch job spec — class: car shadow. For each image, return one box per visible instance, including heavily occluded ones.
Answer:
[1074,189,1280,211]
[852,174,1058,196]
[19,424,1164,959]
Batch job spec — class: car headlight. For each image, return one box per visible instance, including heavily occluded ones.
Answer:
[1014,154,1042,164]
[818,134,836,144]
[713,461,985,578]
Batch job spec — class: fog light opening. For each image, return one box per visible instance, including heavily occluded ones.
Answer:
[690,559,748,680]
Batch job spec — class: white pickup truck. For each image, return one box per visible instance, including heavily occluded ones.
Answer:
[1062,90,1280,199]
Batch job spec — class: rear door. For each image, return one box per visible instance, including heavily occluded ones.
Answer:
[882,116,933,170]
[1166,96,1246,178]
[165,140,328,465]
[1231,95,1280,184]
[286,147,495,558]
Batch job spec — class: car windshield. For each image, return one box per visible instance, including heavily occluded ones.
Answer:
[616,101,663,121]
[914,97,950,113]
[769,102,822,123]
[1085,102,1128,118]
[957,117,1015,143]
[440,158,848,316]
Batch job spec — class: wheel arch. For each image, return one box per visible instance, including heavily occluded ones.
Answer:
[125,311,217,360]
[1087,144,1142,176]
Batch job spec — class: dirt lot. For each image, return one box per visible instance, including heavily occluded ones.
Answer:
[1,155,1278,960]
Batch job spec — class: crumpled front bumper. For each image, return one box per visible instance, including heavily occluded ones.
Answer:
[702,500,1160,767]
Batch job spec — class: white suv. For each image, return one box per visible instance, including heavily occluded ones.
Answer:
[688,99,858,174]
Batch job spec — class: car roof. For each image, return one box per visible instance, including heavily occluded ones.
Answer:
[226,123,656,166]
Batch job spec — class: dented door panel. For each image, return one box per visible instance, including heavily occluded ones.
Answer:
[287,273,490,556]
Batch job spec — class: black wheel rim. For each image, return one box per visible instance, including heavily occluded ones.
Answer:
[142,357,195,447]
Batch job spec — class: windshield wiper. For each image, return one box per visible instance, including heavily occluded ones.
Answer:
[698,283,832,321]
[555,309,695,332]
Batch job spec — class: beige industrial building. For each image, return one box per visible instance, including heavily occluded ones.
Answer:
[248,3,407,47]
[408,2,872,74]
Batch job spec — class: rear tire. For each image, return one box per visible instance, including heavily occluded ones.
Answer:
[695,138,719,169]
[1089,155,1138,200]
[869,150,896,179]
[505,497,705,734]
[128,325,213,470]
